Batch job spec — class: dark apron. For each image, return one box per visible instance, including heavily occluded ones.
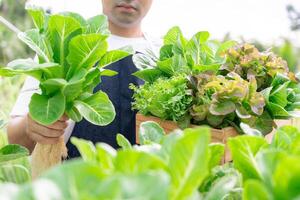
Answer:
[66,55,142,158]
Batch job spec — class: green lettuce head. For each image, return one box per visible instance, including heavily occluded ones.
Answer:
[190,72,266,133]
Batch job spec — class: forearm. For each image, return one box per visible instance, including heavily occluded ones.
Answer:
[7,115,36,153]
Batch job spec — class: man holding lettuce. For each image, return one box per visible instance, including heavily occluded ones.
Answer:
[7,0,160,158]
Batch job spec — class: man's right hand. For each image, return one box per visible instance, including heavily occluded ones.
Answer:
[25,114,68,145]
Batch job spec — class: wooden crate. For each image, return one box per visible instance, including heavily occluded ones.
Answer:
[135,113,292,163]
[136,113,239,163]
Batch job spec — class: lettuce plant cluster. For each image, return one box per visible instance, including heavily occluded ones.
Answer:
[131,27,300,135]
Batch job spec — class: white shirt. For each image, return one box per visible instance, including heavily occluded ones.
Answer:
[10,33,162,142]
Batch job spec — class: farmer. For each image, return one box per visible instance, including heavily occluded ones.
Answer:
[7,0,160,158]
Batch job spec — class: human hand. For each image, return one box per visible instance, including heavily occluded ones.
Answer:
[25,114,69,145]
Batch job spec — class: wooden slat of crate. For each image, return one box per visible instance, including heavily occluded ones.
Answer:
[135,113,239,163]
[136,113,293,163]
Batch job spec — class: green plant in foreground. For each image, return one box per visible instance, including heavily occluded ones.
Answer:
[2,124,300,199]
[229,125,300,199]
[0,6,133,126]
[0,124,241,200]
[0,144,30,184]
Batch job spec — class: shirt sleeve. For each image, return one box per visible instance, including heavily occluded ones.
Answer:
[10,76,40,117]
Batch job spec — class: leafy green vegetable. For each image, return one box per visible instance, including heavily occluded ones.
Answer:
[228,135,268,180]
[138,121,165,145]
[131,74,193,121]
[243,180,271,200]
[229,125,300,199]
[116,134,132,150]
[0,126,218,200]
[262,73,300,119]
[0,7,132,126]
[190,72,267,133]
[0,144,30,184]
[70,137,96,162]
[204,175,240,200]
[208,143,225,169]
[221,43,289,90]
[2,124,300,199]
[132,26,236,82]
[29,91,65,125]
[0,164,30,184]
[131,27,300,135]
[199,164,242,199]
[0,145,29,163]
[168,127,210,199]
[74,91,115,126]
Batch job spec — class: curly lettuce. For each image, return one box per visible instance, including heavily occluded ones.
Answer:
[221,43,289,90]
[190,72,270,134]
[130,74,193,121]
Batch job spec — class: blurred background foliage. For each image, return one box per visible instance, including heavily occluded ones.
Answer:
[0,0,32,130]
[0,1,32,184]
[0,0,32,65]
